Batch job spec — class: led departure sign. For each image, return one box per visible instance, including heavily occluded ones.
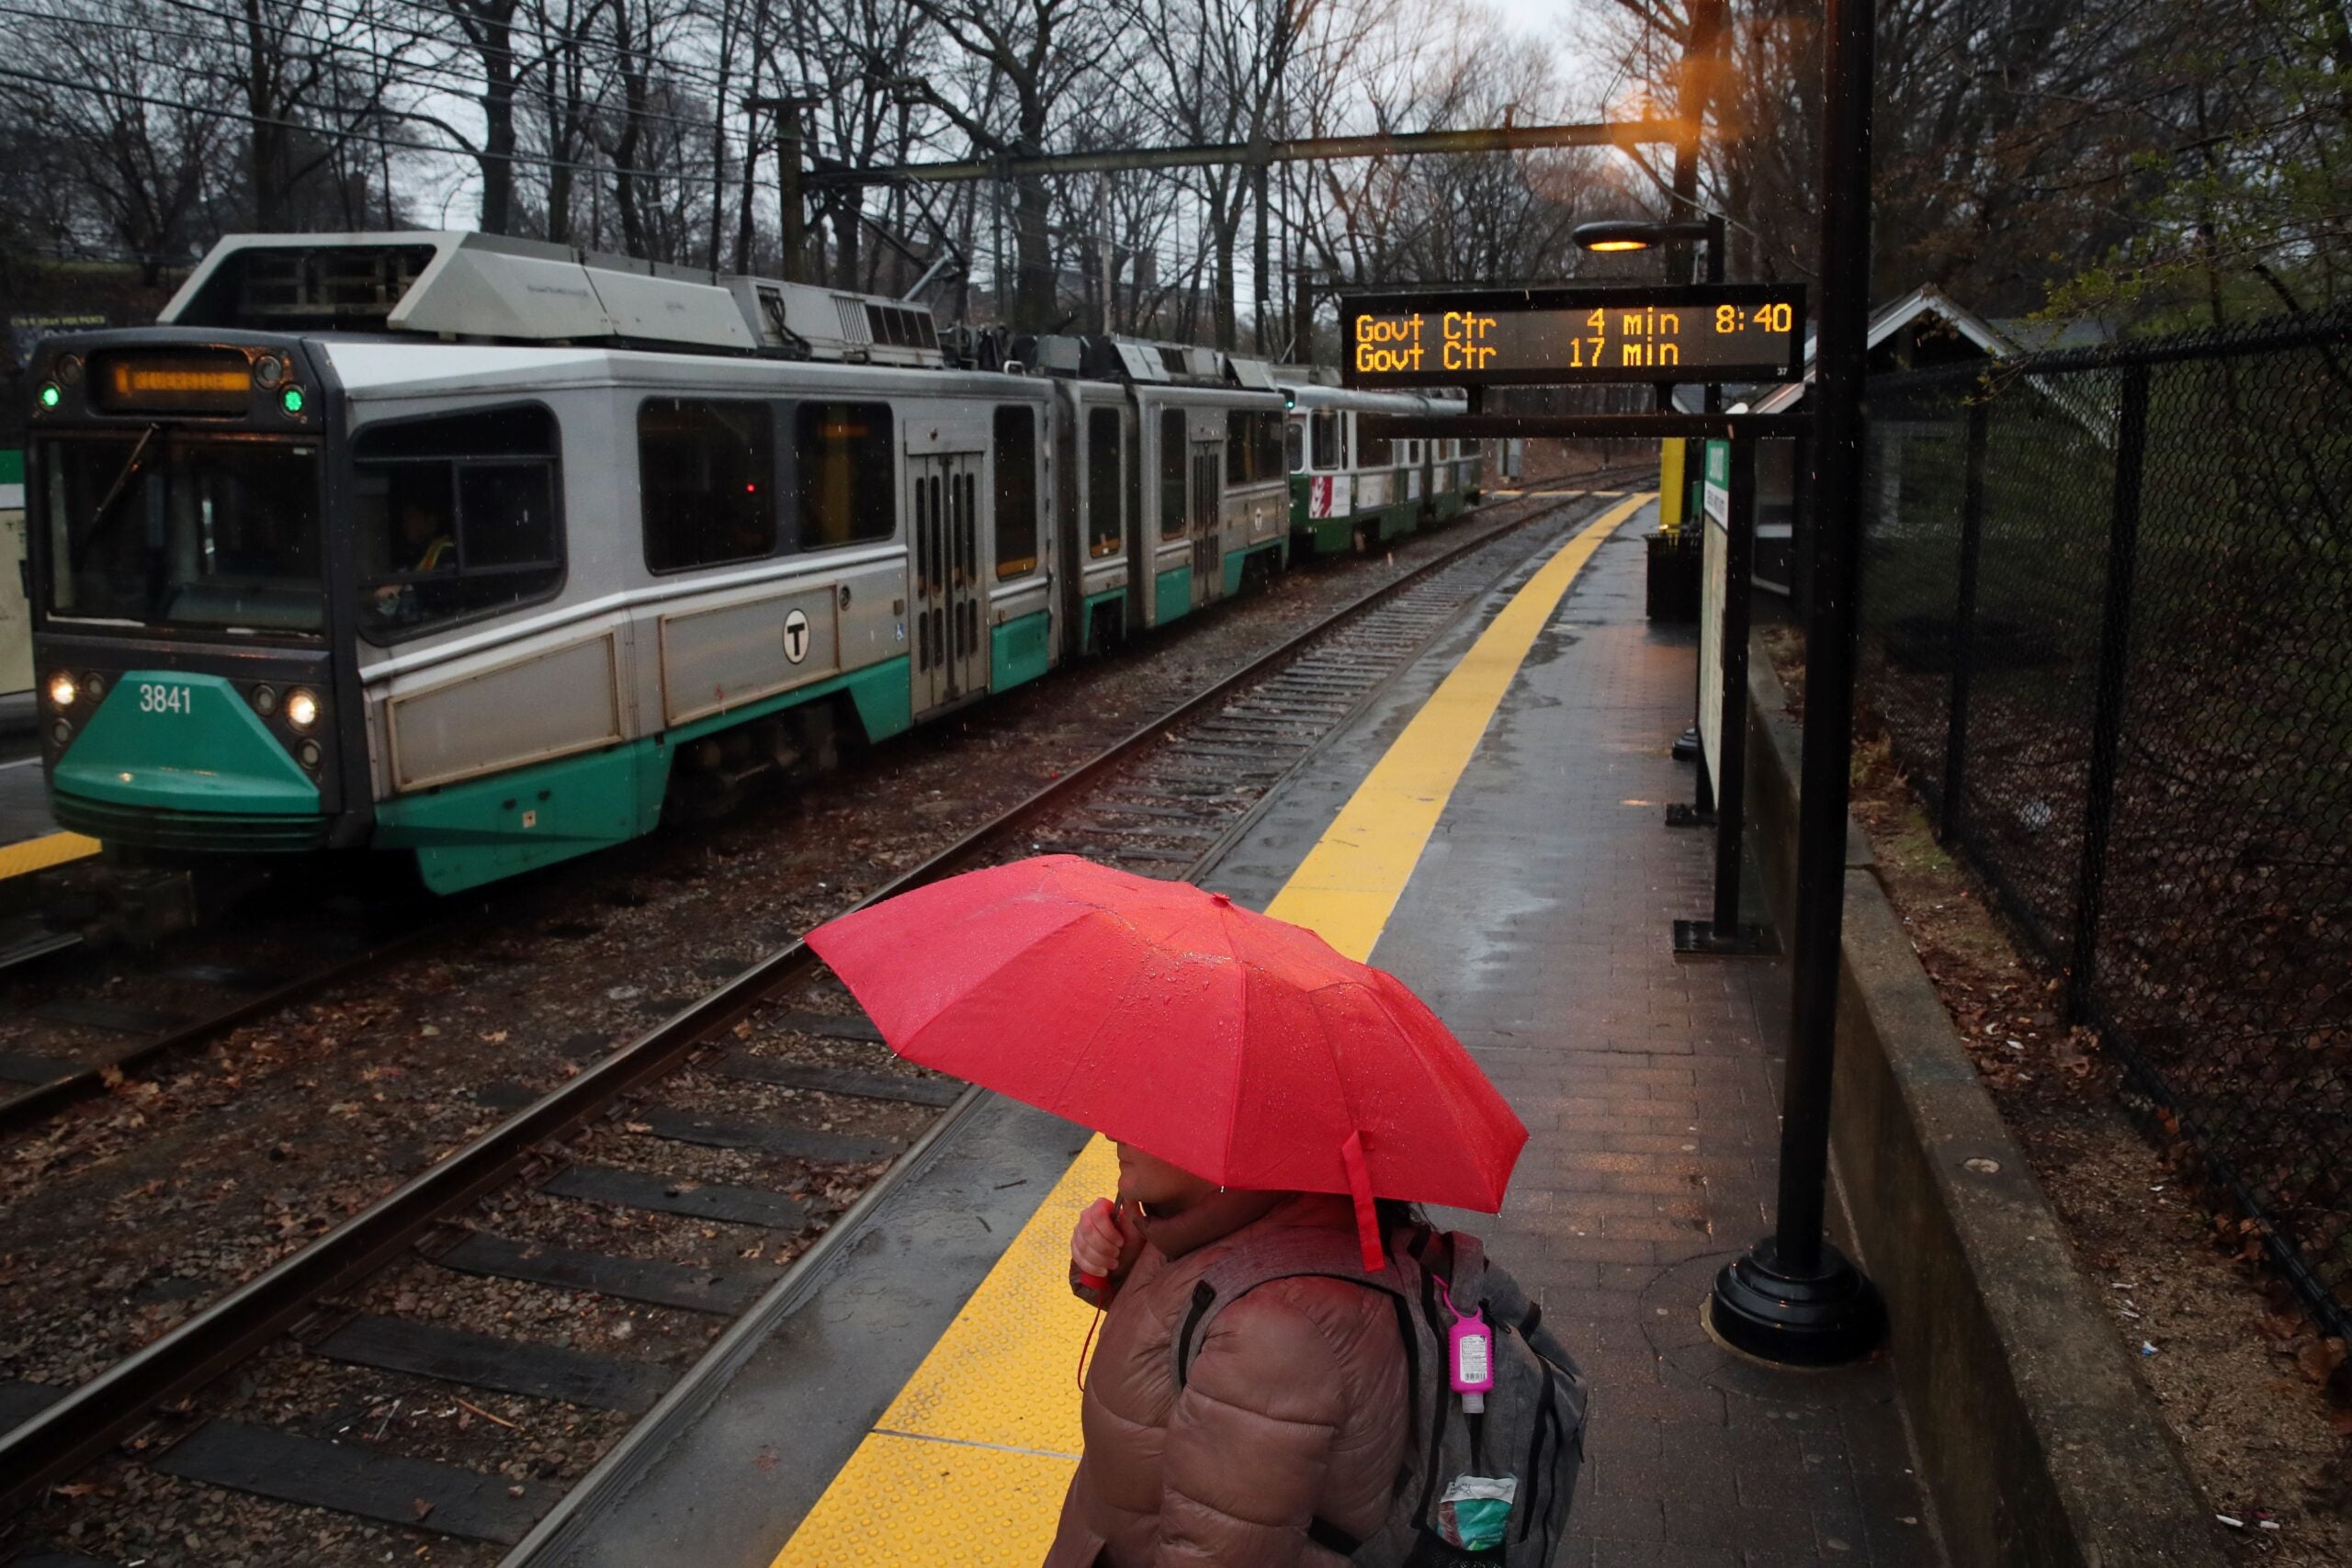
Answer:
[1339,284,1806,389]
[89,349,254,413]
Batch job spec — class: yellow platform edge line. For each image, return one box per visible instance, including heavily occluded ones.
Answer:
[773,495,1651,1567]
[0,830,101,882]
[1266,491,1649,962]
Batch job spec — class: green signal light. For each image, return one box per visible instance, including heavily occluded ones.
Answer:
[281,386,306,414]
[38,383,61,409]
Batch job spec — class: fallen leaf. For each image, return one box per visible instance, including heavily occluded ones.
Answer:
[413,1498,436,1521]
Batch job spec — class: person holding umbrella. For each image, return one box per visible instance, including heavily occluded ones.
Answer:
[809,855,1577,1566]
[1048,1141,1419,1564]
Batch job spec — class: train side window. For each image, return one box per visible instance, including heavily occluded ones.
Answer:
[795,400,896,548]
[354,404,562,639]
[1226,411,1284,484]
[1310,411,1340,470]
[1087,407,1122,558]
[993,405,1039,578]
[1159,410,1187,540]
[1284,418,1305,474]
[1360,423,1393,469]
[639,398,775,572]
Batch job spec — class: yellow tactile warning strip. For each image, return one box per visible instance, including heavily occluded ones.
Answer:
[1267,491,1650,957]
[773,494,1653,1567]
[0,830,100,882]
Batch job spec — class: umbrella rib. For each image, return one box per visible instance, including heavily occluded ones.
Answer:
[899,903,1096,1038]
[1358,979,1517,1208]
[1033,937,1163,1137]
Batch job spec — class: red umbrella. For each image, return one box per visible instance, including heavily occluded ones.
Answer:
[806,854,1525,1269]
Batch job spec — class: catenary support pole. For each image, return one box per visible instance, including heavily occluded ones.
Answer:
[1707,0,1886,1365]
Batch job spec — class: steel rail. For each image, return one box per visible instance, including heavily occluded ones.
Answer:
[0,479,1644,1518]
[0,919,453,1133]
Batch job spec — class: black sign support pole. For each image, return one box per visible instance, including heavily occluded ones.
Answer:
[1707,0,1886,1364]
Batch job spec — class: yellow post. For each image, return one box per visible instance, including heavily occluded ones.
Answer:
[1658,440,1687,534]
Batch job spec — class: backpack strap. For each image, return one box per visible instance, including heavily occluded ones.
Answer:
[1446,1232,1489,1313]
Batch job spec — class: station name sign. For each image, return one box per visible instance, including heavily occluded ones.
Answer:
[1339,284,1807,389]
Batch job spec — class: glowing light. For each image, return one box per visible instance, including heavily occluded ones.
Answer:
[46,672,77,709]
[281,386,306,414]
[38,383,61,409]
[1585,239,1650,252]
[285,689,320,729]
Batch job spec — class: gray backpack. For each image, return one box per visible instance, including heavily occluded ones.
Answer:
[1172,1224,1589,1565]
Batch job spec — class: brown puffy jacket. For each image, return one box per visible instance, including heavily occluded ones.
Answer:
[1044,1192,1409,1568]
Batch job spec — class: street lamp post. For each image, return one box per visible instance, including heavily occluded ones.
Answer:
[1705,0,1886,1366]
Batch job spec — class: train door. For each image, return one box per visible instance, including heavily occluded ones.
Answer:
[1189,434,1222,611]
[907,450,986,713]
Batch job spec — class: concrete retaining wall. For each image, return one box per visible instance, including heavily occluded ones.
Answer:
[1740,644,2225,1568]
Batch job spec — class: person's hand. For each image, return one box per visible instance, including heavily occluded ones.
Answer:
[1070,1195,1143,1304]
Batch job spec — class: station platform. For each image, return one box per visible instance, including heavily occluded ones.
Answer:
[541,498,1945,1568]
[0,750,87,880]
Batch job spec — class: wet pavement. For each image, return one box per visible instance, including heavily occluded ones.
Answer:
[1212,510,1946,1566]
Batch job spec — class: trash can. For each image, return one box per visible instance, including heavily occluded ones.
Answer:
[1645,528,1701,622]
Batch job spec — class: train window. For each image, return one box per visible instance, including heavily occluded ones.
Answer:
[1225,411,1284,484]
[354,404,561,639]
[794,400,896,548]
[40,434,324,636]
[1087,408,1122,558]
[1284,418,1305,474]
[1159,410,1187,540]
[994,405,1039,579]
[1310,411,1340,470]
[639,399,775,572]
[1360,425,1393,468]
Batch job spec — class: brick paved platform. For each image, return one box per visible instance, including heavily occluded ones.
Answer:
[1211,508,1945,1568]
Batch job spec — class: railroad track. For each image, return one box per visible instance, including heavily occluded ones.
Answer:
[0,479,1623,1142]
[0,479,1645,1562]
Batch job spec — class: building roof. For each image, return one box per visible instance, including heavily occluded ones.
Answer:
[1747,285,2022,413]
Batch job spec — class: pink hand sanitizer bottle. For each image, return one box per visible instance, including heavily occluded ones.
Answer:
[1442,1281,1496,1413]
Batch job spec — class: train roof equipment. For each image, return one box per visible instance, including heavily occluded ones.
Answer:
[1004,333,1283,389]
[158,231,946,368]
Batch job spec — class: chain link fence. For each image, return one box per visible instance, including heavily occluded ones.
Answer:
[1857,312,2352,1337]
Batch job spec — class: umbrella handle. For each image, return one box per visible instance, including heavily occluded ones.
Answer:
[1078,1270,1109,1293]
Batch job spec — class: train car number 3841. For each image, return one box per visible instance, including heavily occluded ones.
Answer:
[138,683,194,716]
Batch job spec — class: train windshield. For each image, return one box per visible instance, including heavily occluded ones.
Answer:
[37,434,323,635]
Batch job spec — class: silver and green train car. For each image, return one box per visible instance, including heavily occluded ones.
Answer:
[22,232,1295,895]
[1281,382,1476,557]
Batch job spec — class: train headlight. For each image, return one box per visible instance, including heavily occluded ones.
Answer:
[46,672,77,710]
[56,354,84,386]
[253,355,284,389]
[251,683,278,716]
[285,688,321,730]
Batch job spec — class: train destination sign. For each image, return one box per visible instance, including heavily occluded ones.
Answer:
[1338,284,1807,390]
